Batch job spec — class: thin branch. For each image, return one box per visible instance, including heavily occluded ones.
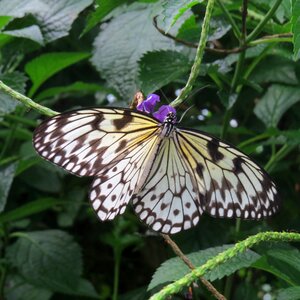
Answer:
[0,80,58,117]
[170,0,216,107]
[151,232,300,300]
[153,17,291,54]
[161,234,226,300]
[246,0,283,42]
[241,0,248,44]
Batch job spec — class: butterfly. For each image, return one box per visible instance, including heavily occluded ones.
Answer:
[33,97,280,234]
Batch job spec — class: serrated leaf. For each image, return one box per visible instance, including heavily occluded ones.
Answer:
[6,230,83,294]
[138,50,191,95]
[292,0,300,60]
[0,71,27,115]
[2,25,44,45]
[148,245,260,290]
[91,3,183,98]
[254,84,300,128]
[252,247,300,286]
[25,52,90,97]
[35,81,111,101]
[0,0,93,43]
[82,0,129,36]
[277,287,300,300]
[0,163,17,213]
[5,275,52,300]
[162,0,202,32]
[0,16,12,29]
[250,56,298,85]
[0,198,62,224]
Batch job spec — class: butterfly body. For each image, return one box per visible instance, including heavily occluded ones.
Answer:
[33,107,280,234]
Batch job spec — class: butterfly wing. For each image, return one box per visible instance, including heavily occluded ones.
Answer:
[34,108,162,220]
[33,108,159,177]
[90,131,162,221]
[174,128,280,220]
[132,136,203,234]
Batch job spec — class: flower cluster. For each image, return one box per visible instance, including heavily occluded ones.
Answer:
[136,94,176,123]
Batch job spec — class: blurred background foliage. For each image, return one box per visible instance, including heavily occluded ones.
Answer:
[0,0,300,299]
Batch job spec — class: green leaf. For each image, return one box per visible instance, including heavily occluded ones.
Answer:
[0,163,17,213]
[0,71,27,115]
[5,275,52,300]
[25,52,90,97]
[7,230,83,294]
[138,50,191,95]
[162,0,202,32]
[35,81,111,101]
[0,16,12,30]
[91,3,184,98]
[82,0,129,36]
[21,164,63,193]
[250,56,298,85]
[2,25,44,45]
[252,247,300,286]
[148,245,260,290]
[277,287,300,300]
[254,84,300,128]
[0,0,93,43]
[0,198,62,224]
[292,0,300,60]
[57,188,85,227]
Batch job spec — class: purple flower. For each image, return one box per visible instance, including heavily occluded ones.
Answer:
[136,94,160,113]
[153,105,177,123]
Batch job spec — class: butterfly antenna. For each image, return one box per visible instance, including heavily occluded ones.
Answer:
[178,105,195,123]
[159,89,170,104]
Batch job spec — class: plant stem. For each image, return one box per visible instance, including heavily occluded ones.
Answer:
[150,232,300,300]
[246,0,283,42]
[112,249,121,300]
[170,0,215,107]
[161,234,226,300]
[216,0,241,39]
[0,80,58,117]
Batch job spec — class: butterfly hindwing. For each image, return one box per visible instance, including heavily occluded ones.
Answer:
[132,136,203,234]
[90,132,161,221]
[175,128,280,220]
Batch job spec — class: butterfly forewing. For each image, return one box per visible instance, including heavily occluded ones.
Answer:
[33,108,158,177]
[175,128,280,220]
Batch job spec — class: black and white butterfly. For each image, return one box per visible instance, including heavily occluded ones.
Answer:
[33,106,280,234]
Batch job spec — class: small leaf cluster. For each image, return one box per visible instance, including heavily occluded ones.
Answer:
[0,0,300,300]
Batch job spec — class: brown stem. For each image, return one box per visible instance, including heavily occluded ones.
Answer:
[161,234,227,300]
[153,16,291,54]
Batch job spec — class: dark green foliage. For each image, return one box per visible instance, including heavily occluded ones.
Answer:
[0,0,300,299]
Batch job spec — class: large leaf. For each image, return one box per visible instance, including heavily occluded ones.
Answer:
[292,0,300,60]
[6,230,83,294]
[254,84,300,128]
[138,50,191,95]
[91,3,185,98]
[0,0,93,43]
[0,163,17,213]
[1,25,44,45]
[162,0,202,32]
[25,52,90,96]
[252,247,300,286]
[0,71,27,115]
[35,81,112,101]
[148,245,260,290]
[277,287,300,300]
[5,275,52,300]
[82,0,129,36]
[250,56,298,85]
